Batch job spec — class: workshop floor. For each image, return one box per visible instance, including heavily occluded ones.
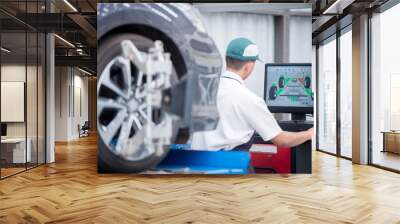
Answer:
[0,135,400,223]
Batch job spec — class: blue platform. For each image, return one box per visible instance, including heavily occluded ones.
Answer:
[154,144,251,174]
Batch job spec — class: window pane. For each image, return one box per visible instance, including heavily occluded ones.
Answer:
[318,38,337,154]
[0,0,46,179]
[371,4,400,171]
[1,30,27,177]
[340,30,352,158]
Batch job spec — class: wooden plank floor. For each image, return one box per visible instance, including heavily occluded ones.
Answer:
[1,135,400,224]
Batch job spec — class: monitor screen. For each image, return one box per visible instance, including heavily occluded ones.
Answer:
[264,63,313,114]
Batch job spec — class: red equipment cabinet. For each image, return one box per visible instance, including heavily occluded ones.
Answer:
[250,144,291,173]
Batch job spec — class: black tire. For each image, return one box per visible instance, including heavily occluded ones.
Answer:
[304,77,311,89]
[97,32,178,173]
[269,86,278,100]
[278,76,285,88]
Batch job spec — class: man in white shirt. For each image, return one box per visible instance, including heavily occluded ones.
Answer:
[191,37,313,151]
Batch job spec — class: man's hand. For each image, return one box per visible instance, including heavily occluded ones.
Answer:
[271,127,314,148]
[306,127,314,139]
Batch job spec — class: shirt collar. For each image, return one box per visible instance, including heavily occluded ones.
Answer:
[222,70,244,85]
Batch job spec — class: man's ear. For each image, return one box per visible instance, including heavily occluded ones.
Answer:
[244,62,251,72]
[249,61,255,73]
[242,62,251,79]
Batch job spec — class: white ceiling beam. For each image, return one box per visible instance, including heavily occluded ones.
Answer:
[194,3,311,16]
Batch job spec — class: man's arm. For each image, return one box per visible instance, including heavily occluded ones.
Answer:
[238,93,314,148]
[271,128,314,148]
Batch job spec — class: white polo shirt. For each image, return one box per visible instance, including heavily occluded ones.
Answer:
[191,70,282,151]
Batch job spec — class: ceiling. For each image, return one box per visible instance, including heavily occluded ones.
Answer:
[311,0,391,44]
[0,0,97,74]
[0,0,395,74]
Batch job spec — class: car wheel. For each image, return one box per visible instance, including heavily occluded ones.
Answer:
[97,33,179,173]
[269,86,278,100]
[278,76,285,88]
[304,77,311,89]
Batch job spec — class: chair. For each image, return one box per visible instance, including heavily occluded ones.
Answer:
[78,121,90,138]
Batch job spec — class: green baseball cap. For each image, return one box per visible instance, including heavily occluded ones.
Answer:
[226,37,262,62]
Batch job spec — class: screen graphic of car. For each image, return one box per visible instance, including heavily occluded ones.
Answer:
[268,75,313,103]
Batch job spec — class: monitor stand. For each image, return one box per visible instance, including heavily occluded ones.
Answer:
[277,113,313,132]
[253,113,313,173]
[291,113,306,122]
[279,113,313,174]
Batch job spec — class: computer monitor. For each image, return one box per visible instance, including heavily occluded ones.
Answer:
[1,123,7,137]
[264,63,313,117]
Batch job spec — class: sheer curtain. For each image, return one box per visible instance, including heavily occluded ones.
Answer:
[289,16,312,63]
[200,12,274,97]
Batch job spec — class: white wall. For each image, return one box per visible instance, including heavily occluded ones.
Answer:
[1,65,37,138]
[200,12,275,97]
[72,73,89,138]
[55,67,68,141]
[54,67,89,141]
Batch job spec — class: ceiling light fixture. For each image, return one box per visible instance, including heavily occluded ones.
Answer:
[54,34,75,48]
[1,47,11,53]
[78,67,93,76]
[323,0,342,14]
[322,0,354,15]
[76,48,86,56]
[63,0,78,12]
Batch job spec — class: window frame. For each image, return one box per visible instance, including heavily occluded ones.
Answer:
[315,24,353,160]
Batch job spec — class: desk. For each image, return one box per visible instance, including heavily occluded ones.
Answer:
[249,141,311,173]
[250,144,292,173]
[1,138,31,164]
[252,120,313,174]
[382,131,400,154]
